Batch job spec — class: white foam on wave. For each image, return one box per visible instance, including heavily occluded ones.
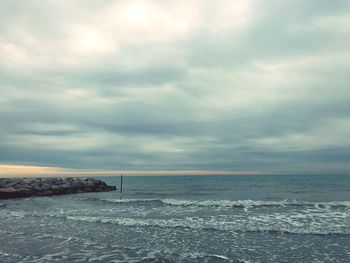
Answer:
[162,199,285,207]
[64,211,350,236]
[210,254,230,260]
[0,210,27,219]
[177,252,233,263]
[137,250,238,263]
[162,199,350,209]
[100,198,159,204]
[97,198,350,209]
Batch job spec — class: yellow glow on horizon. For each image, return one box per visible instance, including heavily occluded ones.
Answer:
[0,165,62,175]
[0,164,261,177]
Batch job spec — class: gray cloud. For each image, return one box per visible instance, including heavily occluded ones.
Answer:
[1,0,350,174]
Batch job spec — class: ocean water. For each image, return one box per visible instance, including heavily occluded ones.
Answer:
[0,174,350,263]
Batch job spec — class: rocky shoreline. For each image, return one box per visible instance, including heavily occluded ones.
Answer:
[0,177,116,199]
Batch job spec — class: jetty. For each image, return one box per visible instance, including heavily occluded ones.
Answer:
[0,177,116,199]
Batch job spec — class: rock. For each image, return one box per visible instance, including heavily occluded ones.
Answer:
[0,187,17,193]
[2,179,21,188]
[40,182,51,191]
[0,177,116,199]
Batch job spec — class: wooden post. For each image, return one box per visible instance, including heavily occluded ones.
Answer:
[120,174,123,194]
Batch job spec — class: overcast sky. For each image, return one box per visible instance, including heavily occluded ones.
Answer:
[1,0,350,175]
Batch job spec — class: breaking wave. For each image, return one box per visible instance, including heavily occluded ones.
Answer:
[97,198,350,209]
[64,214,350,236]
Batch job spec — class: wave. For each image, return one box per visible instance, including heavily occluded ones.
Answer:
[99,198,160,204]
[96,198,350,209]
[64,215,350,236]
[135,191,169,196]
[136,253,241,263]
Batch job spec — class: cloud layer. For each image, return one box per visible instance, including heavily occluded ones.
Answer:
[1,0,350,174]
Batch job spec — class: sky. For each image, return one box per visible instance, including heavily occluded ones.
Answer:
[1,0,350,176]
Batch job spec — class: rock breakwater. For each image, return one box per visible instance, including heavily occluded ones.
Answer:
[0,177,116,199]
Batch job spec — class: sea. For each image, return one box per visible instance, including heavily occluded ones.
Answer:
[0,174,350,263]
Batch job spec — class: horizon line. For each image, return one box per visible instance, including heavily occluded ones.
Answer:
[0,164,262,177]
